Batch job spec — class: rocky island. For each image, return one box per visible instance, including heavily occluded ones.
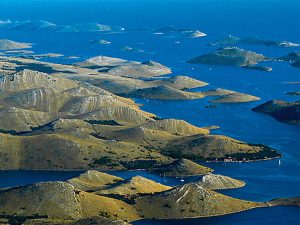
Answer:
[187,47,268,67]
[0,39,32,50]
[252,100,300,125]
[0,170,299,225]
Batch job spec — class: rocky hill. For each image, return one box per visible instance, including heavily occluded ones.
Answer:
[68,170,123,192]
[152,159,213,177]
[187,47,268,67]
[134,182,265,219]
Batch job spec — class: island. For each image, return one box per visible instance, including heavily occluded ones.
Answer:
[252,100,300,125]
[155,26,207,38]
[208,35,300,47]
[0,54,281,171]
[0,170,299,224]
[243,65,273,72]
[0,39,32,50]
[277,51,300,62]
[187,47,268,67]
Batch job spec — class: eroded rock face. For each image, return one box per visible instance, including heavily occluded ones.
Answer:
[187,47,268,67]
[252,100,300,125]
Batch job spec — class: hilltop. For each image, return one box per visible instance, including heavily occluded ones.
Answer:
[67,170,123,192]
[0,39,32,50]
[196,174,245,190]
[97,176,171,199]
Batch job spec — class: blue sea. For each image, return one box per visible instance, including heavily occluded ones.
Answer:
[0,0,300,224]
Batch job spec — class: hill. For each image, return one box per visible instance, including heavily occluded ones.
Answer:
[134,182,265,219]
[187,47,268,67]
[152,159,213,177]
[124,85,205,100]
[208,35,300,47]
[67,170,123,192]
[151,75,208,90]
[0,181,140,222]
[97,176,171,198]
[0,39,32,50]
[252,100,300,125]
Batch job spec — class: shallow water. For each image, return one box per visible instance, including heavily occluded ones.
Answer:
[0,0,299,224]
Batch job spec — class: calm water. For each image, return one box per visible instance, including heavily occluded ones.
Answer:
[0,0,299,224]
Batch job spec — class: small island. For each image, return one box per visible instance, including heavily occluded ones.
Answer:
[187,47,268,67]
[252,100,300,125]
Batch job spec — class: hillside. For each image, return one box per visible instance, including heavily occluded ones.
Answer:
[164,134,282,161]
[0,39,32,50]
[124,85,205,100]
[151,75,208,90]
[0,56,283,171]
[134,182,265,219]
[152,159,213,177]
[97,176,171,198]
[196,174,245,190]
[67,170,123,192]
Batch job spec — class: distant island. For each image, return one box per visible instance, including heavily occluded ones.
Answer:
[0,39,32,50]
[208,35,300,48]
[0,170,299,224]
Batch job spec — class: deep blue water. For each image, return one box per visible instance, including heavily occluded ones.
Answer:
[0,0,299,224]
